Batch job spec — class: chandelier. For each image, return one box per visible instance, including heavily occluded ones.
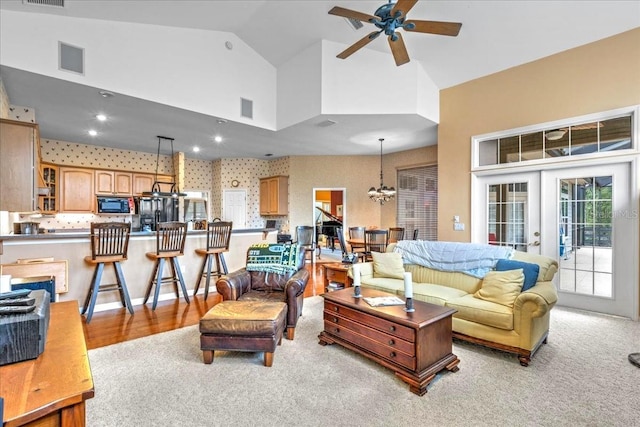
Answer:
[368,138,396,204]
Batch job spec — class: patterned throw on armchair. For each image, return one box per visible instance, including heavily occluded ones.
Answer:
[215,243,310,340]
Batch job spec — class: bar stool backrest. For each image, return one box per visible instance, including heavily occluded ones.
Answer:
[90,222,131,260]
[349,226,365,241]
[207,221,233,251]
[155,221,187,255]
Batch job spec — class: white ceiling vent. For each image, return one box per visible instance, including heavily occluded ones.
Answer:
[23,0,65,7]
[59,42,84,75]
[240,98,253,119]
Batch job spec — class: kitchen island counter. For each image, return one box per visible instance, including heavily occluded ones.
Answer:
[0,228,277,313]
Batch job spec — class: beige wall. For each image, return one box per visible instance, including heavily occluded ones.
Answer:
[288,145,437,233]
[438,28,640,242]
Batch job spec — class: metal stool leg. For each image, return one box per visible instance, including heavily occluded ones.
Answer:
[152,258,165,310]
[143,260,159,305]
[114,261,134,315]
[204,254,214,301]
[172,257,190,304]
[193,254,208,296]
[84,263,105,323]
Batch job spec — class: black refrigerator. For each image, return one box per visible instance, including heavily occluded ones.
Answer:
[135,196,179,231]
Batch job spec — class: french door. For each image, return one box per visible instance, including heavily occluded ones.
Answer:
[473,161,637,319]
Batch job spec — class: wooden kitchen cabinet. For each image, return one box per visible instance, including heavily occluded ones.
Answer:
[132,173,174,195]
[38,164,58,213]
[60,167,95,212]
[259,175,288,215]
[95,170,133,195]
[0,119,38,212]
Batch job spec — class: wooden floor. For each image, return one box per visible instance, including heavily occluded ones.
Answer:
[82,262,329,350]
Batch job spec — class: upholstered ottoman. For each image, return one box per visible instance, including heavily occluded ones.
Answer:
[199,300,287,367]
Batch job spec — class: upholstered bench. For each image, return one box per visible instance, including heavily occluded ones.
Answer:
[199,300,287,367]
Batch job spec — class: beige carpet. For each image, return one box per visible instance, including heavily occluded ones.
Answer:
[87,297,640,427]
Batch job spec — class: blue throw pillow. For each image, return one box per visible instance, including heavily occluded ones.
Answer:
[495,259,540,292]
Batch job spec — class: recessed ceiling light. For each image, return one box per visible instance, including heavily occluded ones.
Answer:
[265,153,273,157]
[88,129,97,136]
[193,146,200,152]
[225,41,233,50]
[96,114,107,121]
[214,135,222,143]
[99,90,114,98]
[216,119,227,124]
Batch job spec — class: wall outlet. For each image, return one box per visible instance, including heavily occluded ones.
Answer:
[454,223,465,231]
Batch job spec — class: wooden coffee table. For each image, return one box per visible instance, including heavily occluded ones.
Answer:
[318,287,459,396]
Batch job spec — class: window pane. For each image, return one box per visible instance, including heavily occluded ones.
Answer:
[397,166,437,241]
[479,139,498,166]
[600,116,632,151]
[545,129,570,158]
[498,136,519,163]
[520,131,544,161]
[570,122,599,155]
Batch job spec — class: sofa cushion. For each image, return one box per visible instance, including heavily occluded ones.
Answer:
[474,269,524,307]
[360,277,406,294]
[446,294,514,331]
[411,282,468,306]
[496,259,540,291]
[372,252,405,279]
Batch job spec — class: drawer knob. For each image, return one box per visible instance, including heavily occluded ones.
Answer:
[389,351,396,358]
[334,306,339,312]
[333,317,339,323]
[388,339,395,345]
[389,326,396,332]
[335,327,340,334]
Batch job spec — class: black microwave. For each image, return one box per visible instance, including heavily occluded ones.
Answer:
[96,196,133,214]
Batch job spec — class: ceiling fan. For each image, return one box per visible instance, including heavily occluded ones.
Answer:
[328,0,462,66]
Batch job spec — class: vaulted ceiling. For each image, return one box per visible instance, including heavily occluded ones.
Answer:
[1,1,638,159]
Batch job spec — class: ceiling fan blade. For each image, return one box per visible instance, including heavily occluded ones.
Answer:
[328,6,376,23]
[390,0,418,19]
[337,31,381,59]
[404,20,462,36]
[388,33,410,66]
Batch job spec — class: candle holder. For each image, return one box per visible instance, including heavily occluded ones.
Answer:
[353,284,362,298]
[404,297,415,312]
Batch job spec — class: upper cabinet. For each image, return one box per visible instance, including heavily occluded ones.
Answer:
[95,170,133,196]
[259,175,288,215]
[38,164,58,214]
[0,119,38,212]
[59,167,94,213]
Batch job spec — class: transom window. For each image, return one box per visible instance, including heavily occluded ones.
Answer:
[476,114,633,168]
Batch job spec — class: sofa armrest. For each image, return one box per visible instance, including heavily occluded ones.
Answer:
[285,268,310,299]
[513,281,558,318]
[216,269,250,301]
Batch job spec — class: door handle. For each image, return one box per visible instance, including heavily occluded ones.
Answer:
[528,241,540,246]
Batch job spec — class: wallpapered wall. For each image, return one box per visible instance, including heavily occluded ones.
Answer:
[34,138,289,230]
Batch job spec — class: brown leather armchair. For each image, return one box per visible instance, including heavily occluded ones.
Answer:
[215,247,309,340]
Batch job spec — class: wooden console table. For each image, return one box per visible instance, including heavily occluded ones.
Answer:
[318,288,459,396]
[0,301,94,426]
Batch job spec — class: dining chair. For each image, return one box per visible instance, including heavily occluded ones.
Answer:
[82,222,134,323]
[364,229,389,261]
[348,226,366,261]
[193,221,233,300]
[295,225,317,264]
[143,221,190,310]
[388,227,405,243]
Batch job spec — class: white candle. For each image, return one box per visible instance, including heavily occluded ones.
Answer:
[352,264,361,287]
[404,272,413,298]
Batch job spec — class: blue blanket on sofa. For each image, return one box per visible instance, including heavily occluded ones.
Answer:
[393,240,514,278]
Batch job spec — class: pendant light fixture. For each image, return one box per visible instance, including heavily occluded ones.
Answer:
[368,138,396,204]
[141,136,186,198]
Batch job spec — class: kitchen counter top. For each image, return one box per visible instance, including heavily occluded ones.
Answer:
[0,228,278,241]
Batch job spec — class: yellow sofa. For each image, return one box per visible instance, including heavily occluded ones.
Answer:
[352,244,558,366]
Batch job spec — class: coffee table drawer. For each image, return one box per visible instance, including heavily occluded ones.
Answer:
[323,311,414,355]
[325,301,414,342]
[323,319,415,370]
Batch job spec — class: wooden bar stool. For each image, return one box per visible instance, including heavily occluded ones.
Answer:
[82,222,133,323]
[143,221,190,310]
[193,221,233,300]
